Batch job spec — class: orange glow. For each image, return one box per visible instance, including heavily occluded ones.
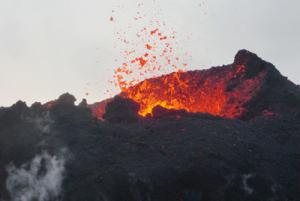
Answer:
[138,57,147,67]
[120,65,266,118]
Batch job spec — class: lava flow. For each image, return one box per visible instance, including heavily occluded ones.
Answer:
[120,71,226,117]
[120,61,267,118]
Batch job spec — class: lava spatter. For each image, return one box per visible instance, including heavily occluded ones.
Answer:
[107,2,192,114]
[112,25,189,90]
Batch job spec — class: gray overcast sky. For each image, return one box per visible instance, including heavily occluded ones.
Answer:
[0,0,299,106]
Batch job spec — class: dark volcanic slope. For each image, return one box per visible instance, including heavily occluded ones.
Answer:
[0,50,300,201]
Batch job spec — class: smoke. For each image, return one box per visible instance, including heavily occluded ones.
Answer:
[32,113,53,134]
[6,150,67,201]
[242,174,254,195]
[26,111,53,134]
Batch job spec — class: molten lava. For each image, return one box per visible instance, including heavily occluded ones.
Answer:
[120,63,267,118]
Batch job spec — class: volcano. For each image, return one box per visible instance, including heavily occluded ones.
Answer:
[92,50,300,120]
[0,50,300,201]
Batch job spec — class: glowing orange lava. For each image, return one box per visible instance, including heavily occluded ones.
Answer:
[120,65,266,118]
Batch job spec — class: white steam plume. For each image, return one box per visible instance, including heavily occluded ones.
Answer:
[6,150,66,201]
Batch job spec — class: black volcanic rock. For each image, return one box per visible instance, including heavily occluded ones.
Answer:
[228,50,300,119]
[56,93,76,105]
[103,96,140,123]
[233,49,269,78]
[0,50,300,201]
[79,98,88,107]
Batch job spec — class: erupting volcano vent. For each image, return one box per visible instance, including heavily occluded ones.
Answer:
[96,4,300,120]
[92,50,300,120]
[120,50,267,118]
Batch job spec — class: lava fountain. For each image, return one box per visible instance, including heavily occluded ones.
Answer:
[104,5,268,119]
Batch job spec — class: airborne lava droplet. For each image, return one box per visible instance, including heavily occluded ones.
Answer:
[146,44,152,50]
[108,4,192,113]
[138,57,147,67]
[150,28,159,35]
[112,25,189,90]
